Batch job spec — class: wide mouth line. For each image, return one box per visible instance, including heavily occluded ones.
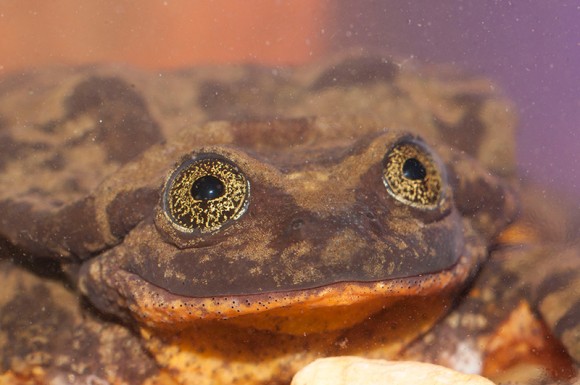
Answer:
[111,252,475,330]
[122,256,465,301]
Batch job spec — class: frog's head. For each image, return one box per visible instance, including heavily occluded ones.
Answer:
[79,118,517,335]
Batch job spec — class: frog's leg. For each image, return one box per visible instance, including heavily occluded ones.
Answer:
[497,184,579,367]
[531,242,580,366]
[493,227,579,381]
[483,245,578,383]
[0,243,162,385]
[401,248,578,384]
[402,184,579,384]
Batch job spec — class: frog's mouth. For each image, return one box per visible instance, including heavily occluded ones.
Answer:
[110,244,482,335]
[80,217,486,334]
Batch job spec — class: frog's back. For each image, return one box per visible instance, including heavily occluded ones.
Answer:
[0,55,517,261]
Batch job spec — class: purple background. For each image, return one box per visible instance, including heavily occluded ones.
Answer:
[333,1,579,197]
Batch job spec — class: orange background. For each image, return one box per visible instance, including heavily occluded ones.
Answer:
[0,1,332,72]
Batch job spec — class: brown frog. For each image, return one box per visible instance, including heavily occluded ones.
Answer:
[0,55,577,385]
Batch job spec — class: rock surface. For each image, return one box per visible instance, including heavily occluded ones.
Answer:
[292,357,495,385]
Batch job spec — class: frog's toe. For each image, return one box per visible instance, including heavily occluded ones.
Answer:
[533,243,580,365]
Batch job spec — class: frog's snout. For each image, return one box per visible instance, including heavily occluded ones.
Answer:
[282,205,386,244]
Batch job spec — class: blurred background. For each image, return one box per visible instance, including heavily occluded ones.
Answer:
[0,0,578,196]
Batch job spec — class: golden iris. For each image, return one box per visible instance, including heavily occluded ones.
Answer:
[164,156,249,232]
[382,141,442,208]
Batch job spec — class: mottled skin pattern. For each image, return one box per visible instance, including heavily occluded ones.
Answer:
[0,55,577,385]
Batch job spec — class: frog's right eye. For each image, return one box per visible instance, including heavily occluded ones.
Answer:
[162,154,250,233]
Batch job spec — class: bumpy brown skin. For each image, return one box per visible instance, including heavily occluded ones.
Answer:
[0,55,576,385]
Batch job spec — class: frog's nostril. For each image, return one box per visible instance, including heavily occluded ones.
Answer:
[365,211,377,221]
[290,218,305,231]
[357,209,386,237]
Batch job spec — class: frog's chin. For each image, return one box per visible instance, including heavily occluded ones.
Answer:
[84,242,484,335]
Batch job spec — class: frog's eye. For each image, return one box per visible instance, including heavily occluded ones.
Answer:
[382,140,443,208]
[163,155,250,233]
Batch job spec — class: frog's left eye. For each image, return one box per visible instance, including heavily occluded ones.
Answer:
[163,155,250,233]
[382,140,443,208]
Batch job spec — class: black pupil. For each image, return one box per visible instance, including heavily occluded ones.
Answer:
[191,175,225,200]
[402,158,427,180]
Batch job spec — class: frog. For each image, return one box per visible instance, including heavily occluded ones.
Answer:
[0,54,577,385]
